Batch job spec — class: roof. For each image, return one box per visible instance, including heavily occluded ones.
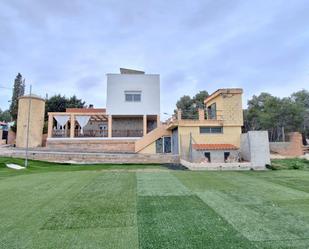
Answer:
[120,68,145,74]
[192,143,238,151]
[204,88,243,104]
[65,108,106,113]
[19,94,45,101]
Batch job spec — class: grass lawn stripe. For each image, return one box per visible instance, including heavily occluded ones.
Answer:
[174,172,309,242]
[0,171,139,249]
[137,195,257,249]
[136,172,191,196]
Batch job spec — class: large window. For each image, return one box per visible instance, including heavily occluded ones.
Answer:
[156,136,171,153]
[200,126,223,134]
[125,91,141,102]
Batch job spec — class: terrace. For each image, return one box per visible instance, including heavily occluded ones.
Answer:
[47,108,159,139]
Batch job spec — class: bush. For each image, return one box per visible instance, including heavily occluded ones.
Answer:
[270,158,309,170]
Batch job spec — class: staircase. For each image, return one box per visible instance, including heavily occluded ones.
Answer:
[135,125,171,153]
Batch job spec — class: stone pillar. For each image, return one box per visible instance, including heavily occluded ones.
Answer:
[70,114,75,138]
[47,114,53,138]
[156,114,161,128]
[177,109,182,120]
[143,115,147,136]
[198,108,205,121]
[108,115,112,138]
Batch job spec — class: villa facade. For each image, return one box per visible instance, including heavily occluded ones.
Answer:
[45,69,244,162]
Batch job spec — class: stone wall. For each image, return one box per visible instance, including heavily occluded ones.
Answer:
[7,130,16,145]
[269,132,304,156]
[1,148,179,164]
[46,138,136,153]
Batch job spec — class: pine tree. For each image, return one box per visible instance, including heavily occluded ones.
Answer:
[9,73,25,120]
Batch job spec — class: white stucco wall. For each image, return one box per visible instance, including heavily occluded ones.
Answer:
[106,73,160,115]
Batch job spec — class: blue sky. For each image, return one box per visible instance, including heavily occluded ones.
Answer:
[0,0,308,118]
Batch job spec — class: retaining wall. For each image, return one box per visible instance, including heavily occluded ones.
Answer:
[1,148,179,164]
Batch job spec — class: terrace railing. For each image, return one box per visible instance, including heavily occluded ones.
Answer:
[112,129,143,137]
[52,129,70,138]
[75,129,108,138]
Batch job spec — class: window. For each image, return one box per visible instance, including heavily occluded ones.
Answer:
[207,103,217,119]
[200,126,223,134]
[125,91,141,102]
[204,152,211,162]
[224,152,230,162]
[156,136,172,153]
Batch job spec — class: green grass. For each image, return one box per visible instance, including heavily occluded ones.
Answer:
[1,157,309,248]
[270,158,309,170]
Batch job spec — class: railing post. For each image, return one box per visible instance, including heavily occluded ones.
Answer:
[47,113,53,138]
[70,114,75,138]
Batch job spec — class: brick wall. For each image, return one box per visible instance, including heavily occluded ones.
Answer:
[269,132,304,156]
[47,138,136,153]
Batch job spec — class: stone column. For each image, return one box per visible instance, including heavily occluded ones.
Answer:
[70,114,75,138]
[143,115,147,136]
[47,114,53,138]
[198,108,205,121]
[108,115,112,138]
[177,109,182,120]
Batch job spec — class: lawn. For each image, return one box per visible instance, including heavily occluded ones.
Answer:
[1,157,309,248]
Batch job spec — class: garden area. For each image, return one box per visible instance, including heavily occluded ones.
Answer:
[0,157,309,249]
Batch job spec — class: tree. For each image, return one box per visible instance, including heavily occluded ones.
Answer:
[9,73,25,120]
[291,90,309,136]
[245,92,307,141]
[175,91,209,119]
[0,109,11,122]
[45,94,86,120]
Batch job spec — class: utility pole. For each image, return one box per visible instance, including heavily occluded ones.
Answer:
[25,85,32,168]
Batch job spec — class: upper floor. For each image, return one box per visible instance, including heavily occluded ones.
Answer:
[204,88,243,126]
[106,68,160,116]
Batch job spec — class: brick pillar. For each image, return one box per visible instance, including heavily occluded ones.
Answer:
[47,114,53,138]
[177,109,182,120]
[70,114,75,138]
[198,108,205,121]
[143,115,147,136]
[108,115,112,138]
[156,114,161,128]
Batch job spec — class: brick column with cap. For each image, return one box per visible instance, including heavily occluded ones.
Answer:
[177,109,182,120]
[198,108,205,121]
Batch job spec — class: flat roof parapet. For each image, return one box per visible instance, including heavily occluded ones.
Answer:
[120,68,145,74]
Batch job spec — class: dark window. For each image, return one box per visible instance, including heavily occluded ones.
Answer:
[156,138,163,153]
[200,126,223,134]
[204,152,211,162]
[125,91,141,102]
[224,152,230,161]
[207,103,217,119]
[163,136,171,153]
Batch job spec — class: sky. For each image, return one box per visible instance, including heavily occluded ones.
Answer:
[0,0,308,118]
